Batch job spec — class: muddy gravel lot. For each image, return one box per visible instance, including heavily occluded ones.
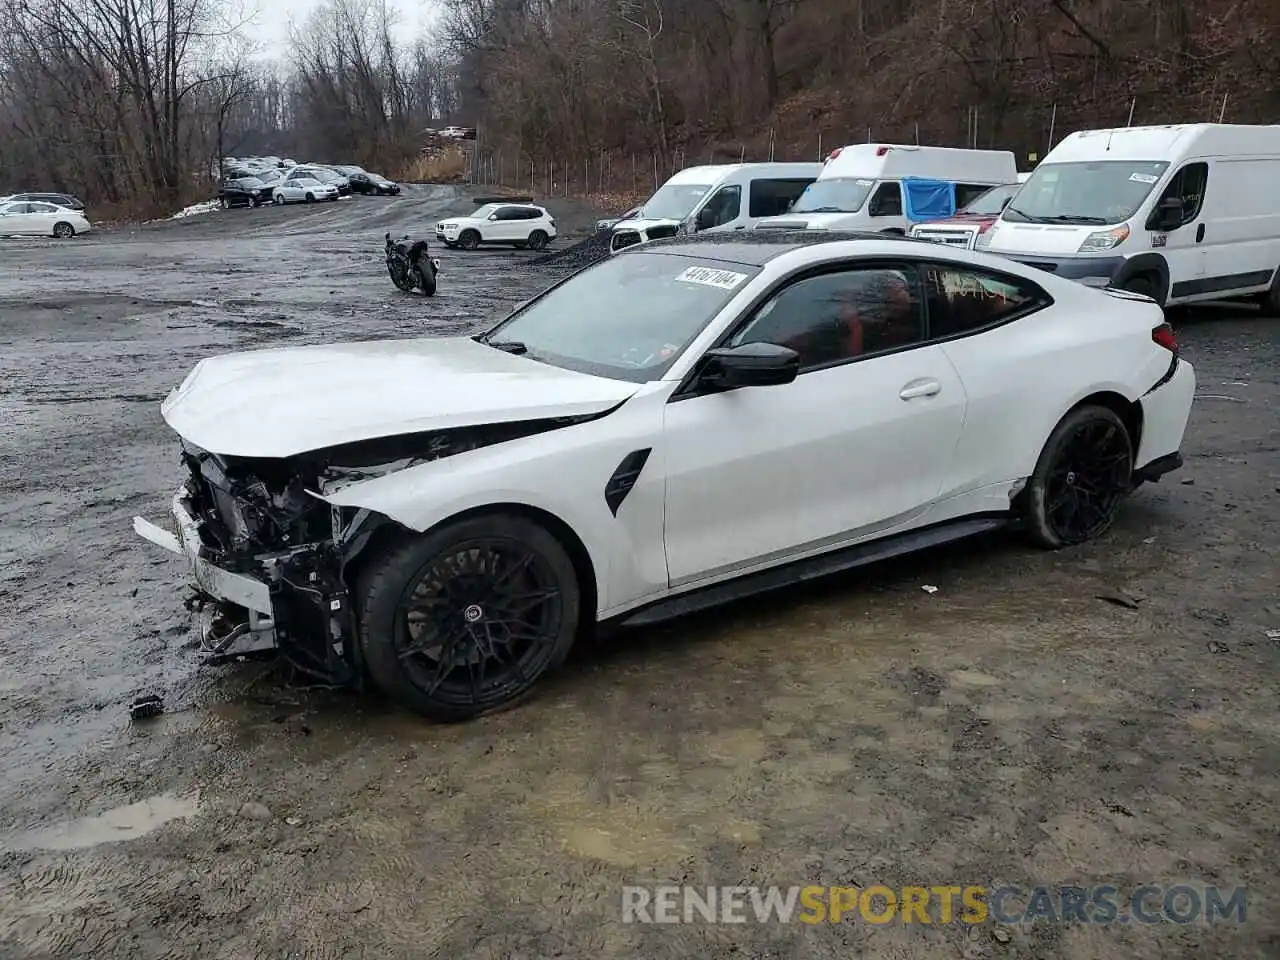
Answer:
[1,186,1278,959]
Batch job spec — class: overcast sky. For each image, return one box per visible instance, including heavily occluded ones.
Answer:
[247,0,440,61]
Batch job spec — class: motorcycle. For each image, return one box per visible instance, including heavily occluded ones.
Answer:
[385,232,440,296]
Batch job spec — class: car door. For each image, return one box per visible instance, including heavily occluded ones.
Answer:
[28,202,58,233]
[1146,161,1208,297]
[490,206,522,240]
[660,261,968,587]
[868,181,905,230]
[6,202,37,234]
[0,202,22,233]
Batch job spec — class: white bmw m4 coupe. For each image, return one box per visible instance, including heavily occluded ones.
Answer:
[135,231,1195,720]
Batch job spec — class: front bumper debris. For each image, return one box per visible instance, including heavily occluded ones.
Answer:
[134,483,359,683]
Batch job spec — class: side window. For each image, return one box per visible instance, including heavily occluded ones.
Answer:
[728,266,925,371]
[698,185,741,229]
[868,182,903,217]
[748,178,814,217]
[521,208,541,220]
[922,264,1050,338]
[1152,162,1207,227]
[955,183,994,208]
[31,203,56,213]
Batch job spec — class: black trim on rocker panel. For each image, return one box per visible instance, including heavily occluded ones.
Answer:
[1170,270,1273,299]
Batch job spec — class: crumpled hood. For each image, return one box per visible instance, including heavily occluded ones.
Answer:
[161,336,639,458]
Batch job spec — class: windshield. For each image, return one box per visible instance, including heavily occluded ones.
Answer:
[1004,160,1169,225]
[789,177,874,214]
[480,252,759,383]
[294,178,320,187]
[469,204,499,219]
[961,183,1019,215]
[641,183,712,221]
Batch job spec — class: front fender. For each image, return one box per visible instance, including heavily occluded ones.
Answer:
[317,388,671,616]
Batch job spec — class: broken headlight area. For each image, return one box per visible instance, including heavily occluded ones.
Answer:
[173,417,589,684]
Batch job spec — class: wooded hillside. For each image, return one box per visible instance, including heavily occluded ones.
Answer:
[1,0,1277,216]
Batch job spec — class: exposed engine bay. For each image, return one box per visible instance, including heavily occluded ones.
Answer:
[173,417,591,684]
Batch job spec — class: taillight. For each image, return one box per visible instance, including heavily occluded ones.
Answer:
[1152,322,1178,354]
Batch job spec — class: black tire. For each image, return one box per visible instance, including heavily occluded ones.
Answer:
[444,241,458,249]
[415,264,437,296]
[459,229,480,250]
[52,221,74,239]
[219,196,229,210]
[357,514,581,721]
[527,229,549,250]
[1122,274,1157,301]
[305,193,314,203]
[1025,405,1134,549]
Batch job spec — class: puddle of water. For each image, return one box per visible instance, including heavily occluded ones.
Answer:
[4,791,201,852]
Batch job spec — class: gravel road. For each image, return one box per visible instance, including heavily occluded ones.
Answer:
[0,187,1277,959]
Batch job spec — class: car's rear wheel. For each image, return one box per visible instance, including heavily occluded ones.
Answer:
[527,229,549,250]
[358,514,581,721]
[52,222,74,239]
[459,230,480,251]
[1025,405,1134,549]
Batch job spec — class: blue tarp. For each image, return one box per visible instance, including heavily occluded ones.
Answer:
[903,177,956,222]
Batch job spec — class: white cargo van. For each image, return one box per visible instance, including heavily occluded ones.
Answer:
[754,143,1019,234]
[608,162,822,254]
[983,123,1280,310]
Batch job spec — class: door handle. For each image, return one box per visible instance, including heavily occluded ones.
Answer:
[1195,223,1205,242]
[899,379,941,400]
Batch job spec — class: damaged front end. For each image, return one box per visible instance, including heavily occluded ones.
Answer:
[133,419,583,685]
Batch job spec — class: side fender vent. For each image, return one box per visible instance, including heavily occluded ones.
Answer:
[605,448,652,516]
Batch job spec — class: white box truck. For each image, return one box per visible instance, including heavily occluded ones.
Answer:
[754,143,1019,234]
[982,123,1280,310]
[608,162,822,254]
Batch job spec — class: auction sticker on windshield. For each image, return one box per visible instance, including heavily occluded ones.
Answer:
[1129,172,1159,183]
[676,266,748,290]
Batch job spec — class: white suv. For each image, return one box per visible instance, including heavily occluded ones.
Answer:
[436,203,557,251]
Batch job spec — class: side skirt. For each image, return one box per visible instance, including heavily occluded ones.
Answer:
[614,513,1012,628]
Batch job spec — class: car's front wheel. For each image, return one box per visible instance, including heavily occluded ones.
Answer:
[458,229,480,250]
[358,514,581,721]
[1025,405,1134,549]
[273,193,285,204]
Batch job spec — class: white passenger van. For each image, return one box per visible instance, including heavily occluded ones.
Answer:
[608,162,822,254]
[753,143,1018,234]
[983,123,1280,310]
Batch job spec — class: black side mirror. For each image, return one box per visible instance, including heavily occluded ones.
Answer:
[699,342,799,390]
[1153,196,1184,231]
[696,207,716,230]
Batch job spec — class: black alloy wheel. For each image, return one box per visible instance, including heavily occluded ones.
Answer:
[358,515,580,721]
[1026,405,1133,548]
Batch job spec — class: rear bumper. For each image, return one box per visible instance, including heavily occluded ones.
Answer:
[1133,451,1183,483]
[1135,357,1195,474]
